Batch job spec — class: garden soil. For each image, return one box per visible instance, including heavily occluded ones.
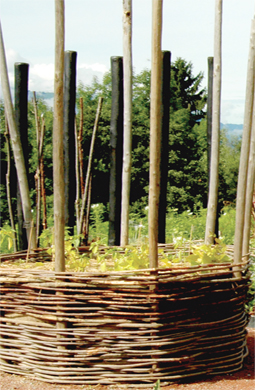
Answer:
[1,329,254,390]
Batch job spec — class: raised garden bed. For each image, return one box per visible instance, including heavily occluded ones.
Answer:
[0,252,252,386]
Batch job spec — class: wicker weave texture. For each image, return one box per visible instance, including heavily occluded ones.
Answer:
[0,262,250,385]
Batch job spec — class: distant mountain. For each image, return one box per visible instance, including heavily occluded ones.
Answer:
[220,123,243,138]
[28,91,54,100]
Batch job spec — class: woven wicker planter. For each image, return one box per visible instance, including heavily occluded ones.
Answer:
[0,259,251,386]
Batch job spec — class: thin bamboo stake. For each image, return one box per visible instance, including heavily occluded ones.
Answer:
[33,92,41,243]
[149,0,163,268]
[40,117,47,231]
[84,174,92,245]
[78,97,103,237]
[0,21,36,249]
[75,119,81,235]
[120,0,133,246]
[205,0,222,245]
[4,118,17,252]
[53,0,65,272]
[79,97,84,196]
[234,17,255,270]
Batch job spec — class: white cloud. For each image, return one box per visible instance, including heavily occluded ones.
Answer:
[221,100,245,125]
[30,63,55,81]
[29,63,54,92]
[3,49,27,90]
[79,62,109,74]
[6,48,26,69]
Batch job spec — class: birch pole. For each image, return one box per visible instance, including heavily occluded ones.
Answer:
[205,0,222,245]
[242,109,255,261]
[120,0,133,246]
[234,16,255,265]
[0,21,36,249]
[53,0,65,272]
[149,0,163,268]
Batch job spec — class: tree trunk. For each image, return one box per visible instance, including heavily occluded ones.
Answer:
[0,23,36,249]
[205,0,222,245]
[234,17,255,266]
[149,0,163,268]
[120,0,133,246]
[53,0,65,272]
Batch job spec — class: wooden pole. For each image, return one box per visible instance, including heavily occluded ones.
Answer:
[0,22,36,249]
[234,16,255,266]
[149,0,163,268]
[53,0,65,272]
[205,0,222,245]
[40,117,47,231]
[207,57,214,188]
[108,57,124,246]
[63,50,77,234]
[14,62,29,250]
[207,57,219,239]
[242,106,255,260]
[158,50,171,244]
[79,97,84,196]
[75,119,81,235]
[120,0,133,246]
[33,92,41,243]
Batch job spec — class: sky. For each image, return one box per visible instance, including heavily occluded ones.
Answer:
[0,0,255,124]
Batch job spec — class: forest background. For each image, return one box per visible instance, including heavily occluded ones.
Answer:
[0,58,242,250]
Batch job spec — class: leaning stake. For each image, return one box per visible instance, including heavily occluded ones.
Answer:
[234,16,255,268]
[0,21,36,249]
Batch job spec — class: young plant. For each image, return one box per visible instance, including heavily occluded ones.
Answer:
[0,224,16,254]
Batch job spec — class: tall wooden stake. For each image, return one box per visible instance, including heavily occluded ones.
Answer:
[242,106,255,260]
[207,57,214,187]
[108,57,124,246]
[63,50,77,234]
[40,117,47,231]
[79,97,84,196]
[205,0,222,245]
[0,22,36,249]
[158,50,171,244]
[234,16,255,268]
[33,92,42,243]
[53,0,65,272]
[15,62,29,250]
[149,0,163,268]
[120,0,133,246]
